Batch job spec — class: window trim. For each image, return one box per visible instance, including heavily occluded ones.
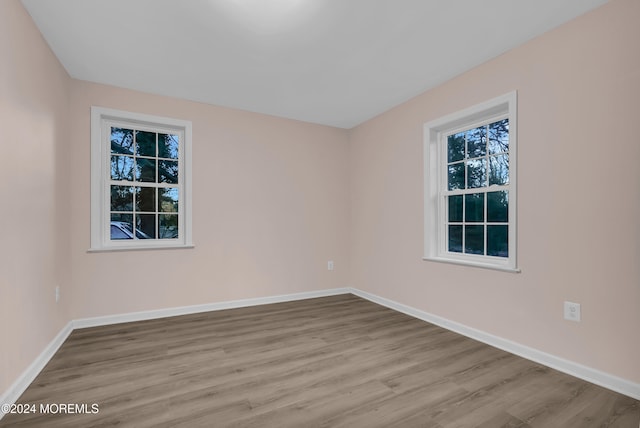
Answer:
[90,106,193,252]
[423,91,519,272]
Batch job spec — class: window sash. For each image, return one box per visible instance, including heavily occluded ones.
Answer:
[102,120,185,244]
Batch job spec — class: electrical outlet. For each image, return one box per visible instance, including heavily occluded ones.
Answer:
[55,286,60,303]
[327,260,334,271]
[564,301,580,322]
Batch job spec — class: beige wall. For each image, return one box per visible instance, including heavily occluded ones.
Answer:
[67,82,350,319]
[0,0,72,395]
[349,0,640,383]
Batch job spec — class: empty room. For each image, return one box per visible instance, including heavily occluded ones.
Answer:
[1,0,639,426]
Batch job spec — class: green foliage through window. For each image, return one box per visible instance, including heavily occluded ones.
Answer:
[445,119,509,258]
[109,127,180,241]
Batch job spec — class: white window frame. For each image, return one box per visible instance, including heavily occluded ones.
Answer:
[90,106,193,251]
[424,91,518,272]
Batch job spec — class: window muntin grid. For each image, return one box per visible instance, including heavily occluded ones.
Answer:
[444,118,509,258]
[107,125,181,241]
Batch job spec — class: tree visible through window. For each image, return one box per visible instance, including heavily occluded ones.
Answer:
[109,127,180,240]
[90,107,193,251]
[445,119,509,257]
[424,92,517,271]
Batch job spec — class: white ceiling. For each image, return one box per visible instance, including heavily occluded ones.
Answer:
[21,0,607,129]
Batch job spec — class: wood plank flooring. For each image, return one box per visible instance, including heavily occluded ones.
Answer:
[1,294,638,427]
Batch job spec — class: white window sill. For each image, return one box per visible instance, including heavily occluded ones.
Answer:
[423,256,521,273]
[88,244,195,253]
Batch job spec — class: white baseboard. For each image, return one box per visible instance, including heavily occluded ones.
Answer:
[349,288,640,401]
[0,321,74,417]
[73,288,351,329]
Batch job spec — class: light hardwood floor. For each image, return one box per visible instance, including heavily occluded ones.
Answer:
[1,294,638,427]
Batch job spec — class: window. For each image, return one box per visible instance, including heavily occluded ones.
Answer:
[424,92,518,271]
[90,107,193,251]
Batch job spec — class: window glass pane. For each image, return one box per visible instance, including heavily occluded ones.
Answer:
[159,188,179,212]
[465,193,484,222]
[136,158,156,182]
[110,186,133,211]
[135,131,156,157]
[448,162,465,190]
[448,195,463,222]
[467,158,487,188]
[135,187,156,212]
[465,225,484,255]
[111,127,133,155]
[135,214,156,239]
[447,133,465,163]
[466,126,486,159]
[488,119,509,155]
[159,160,179,184]
[111,155,134,181]
[487,225,508,257]
[448,225,462,253]
[159,133,179,159]
[487,191,508,223]
[159,214,179,239]
[489,154,509,186]
[110,214,133,240]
